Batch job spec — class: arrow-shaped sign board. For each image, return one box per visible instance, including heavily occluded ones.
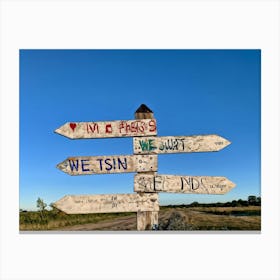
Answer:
[134,174,235,194]
[53,193,159,214]
[133,135,231,154]
[57,155,158,175]
[55,119,157,139]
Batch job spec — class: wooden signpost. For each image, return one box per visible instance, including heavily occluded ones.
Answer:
[134,174,235,194]
[57,155,158,175]
[133,135,231,154]
[55,119,157,139]
[54,104,235,231]
[53,193,159,214]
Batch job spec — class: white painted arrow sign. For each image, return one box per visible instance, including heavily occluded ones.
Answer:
[134,174,235,194]
[55,119,157,139]
[133,135,231,154]
[53,193,159,214]
[57,155,158,175]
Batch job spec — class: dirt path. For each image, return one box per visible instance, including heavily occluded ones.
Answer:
[52,208,261,231]
[54,210,177,231]
[55,215,137,231]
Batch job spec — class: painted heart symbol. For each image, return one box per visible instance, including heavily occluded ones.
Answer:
[69,123,77,132]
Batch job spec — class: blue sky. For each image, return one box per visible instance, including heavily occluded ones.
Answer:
[20,49,260,210]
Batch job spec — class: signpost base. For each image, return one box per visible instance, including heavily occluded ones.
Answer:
[137,211,158,231]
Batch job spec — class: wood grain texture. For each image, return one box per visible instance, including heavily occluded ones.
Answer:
[57,155,158,175]
[134,174,235,194]
[136,211,159,230]
[54,193,159,214]
[55,119,157,139]
[133,135,231,154]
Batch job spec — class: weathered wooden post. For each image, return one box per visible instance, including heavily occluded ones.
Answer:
[135,104,159,230]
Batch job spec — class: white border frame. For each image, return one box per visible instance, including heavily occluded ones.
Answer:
[1,1,279,279]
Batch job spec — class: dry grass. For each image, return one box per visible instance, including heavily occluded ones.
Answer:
[19,211,134,231]
[189,205,260,213]
[20,206,261,231]
[158,206,261,230]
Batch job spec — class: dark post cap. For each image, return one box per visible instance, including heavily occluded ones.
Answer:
[135,104,153,113]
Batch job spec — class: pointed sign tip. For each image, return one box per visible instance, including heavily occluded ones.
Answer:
[52,202,59,210]
[54,126,74,139]
[226,178,236,190]
[54,126,66,136]
[223,140,231,149]
[54,129,63,138]
[56,160,70,175]
[217,136,232,151]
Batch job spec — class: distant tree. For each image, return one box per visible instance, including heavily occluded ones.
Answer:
[248,195,257,205]
[231,200,238,207]
[36,198,47,221]
[236,199,247,206]
[244,201,249,206]
[37,198,47,211]
[190,201,199,207]
[256,196,261,206]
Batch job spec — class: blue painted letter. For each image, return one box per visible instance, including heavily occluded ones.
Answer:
[81,159,90,172]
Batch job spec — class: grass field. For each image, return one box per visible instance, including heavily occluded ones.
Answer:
[20,205,261,231]
[159,206,261,230]
[19,211,134,230]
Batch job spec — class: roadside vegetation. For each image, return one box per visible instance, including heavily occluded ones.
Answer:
[161,195,261,208]
[20,199,133,230]
[20,196,261,231]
